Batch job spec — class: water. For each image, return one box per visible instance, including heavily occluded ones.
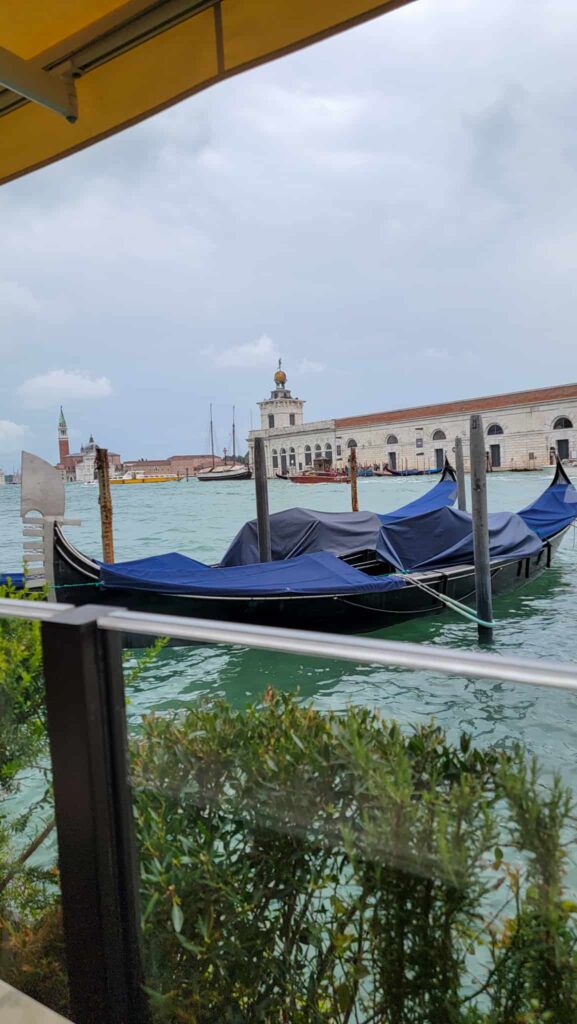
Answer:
[2,471,577,778]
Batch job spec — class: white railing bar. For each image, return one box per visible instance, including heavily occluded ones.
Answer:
[97,608,577,693]
[0,597,73,621]
[1,596,576,692]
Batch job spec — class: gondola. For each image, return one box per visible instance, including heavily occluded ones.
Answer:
[48,461,577,636]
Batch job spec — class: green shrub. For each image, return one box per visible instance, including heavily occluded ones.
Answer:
[132,691,577,1024]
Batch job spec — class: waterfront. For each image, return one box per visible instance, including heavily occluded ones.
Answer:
[2,471,577,779]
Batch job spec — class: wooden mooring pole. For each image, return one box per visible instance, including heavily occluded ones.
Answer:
[350,447,359,512]
[95,447,115,564]
[254,437,272,562]
[454,436,467,511]
[469,415,493,643]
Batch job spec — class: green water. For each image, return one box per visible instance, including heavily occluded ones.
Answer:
[2,472,576,776]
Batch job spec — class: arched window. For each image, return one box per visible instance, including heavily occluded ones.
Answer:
[324,442,333,465]
[386,434,398,445]
[272,448,279,469]
[280,447,286,454]
[304,444,312,466]
[325,443,332,452]
[554,416,573,430]
[347,438,357,448]
[487,424,504,435]
[314,443,322,452]
[289,446,296,467]
[432,429,446,441]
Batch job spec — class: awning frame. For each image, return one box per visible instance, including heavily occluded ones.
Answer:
[0,45,78,122]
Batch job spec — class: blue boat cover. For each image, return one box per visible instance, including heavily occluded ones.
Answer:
[220,472,458,567]
[518,464,577,539]
[100,550,405,597]
[375,507,542,572]
[0,572,24,589]
[378,474,458,524]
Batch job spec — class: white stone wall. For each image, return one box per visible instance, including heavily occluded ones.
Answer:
[249,419,336,476]
[250,397,577,477]
[258,397,305,431]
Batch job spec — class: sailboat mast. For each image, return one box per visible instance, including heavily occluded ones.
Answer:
[210,404,215,469]
[232,406,236,461]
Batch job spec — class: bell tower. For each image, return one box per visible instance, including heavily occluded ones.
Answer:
[58,406,70,465]
[258,360,305,431]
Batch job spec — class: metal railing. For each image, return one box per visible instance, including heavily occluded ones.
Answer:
[1,594,576,1024]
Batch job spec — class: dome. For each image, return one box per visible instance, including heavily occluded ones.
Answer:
[274,359,287,387]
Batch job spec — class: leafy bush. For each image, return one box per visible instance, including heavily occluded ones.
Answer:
[0,583,67,1010]
[132,691,577,1024]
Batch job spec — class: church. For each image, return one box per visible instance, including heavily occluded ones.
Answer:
[248,365,577,478]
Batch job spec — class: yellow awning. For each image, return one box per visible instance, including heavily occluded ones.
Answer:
[0,0,414,186]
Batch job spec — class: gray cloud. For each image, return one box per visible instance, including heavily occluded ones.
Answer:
[2,0,577,467]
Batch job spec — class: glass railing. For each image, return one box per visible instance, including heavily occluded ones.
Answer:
[1,595,577,1023]
[0,588,69,1020]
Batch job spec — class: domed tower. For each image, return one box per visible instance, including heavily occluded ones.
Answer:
[258,360,305,431]
[58,406,70,465]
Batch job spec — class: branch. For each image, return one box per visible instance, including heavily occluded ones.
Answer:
[0,817,56,895]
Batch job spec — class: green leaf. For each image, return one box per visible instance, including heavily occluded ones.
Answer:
[171,902,184,933]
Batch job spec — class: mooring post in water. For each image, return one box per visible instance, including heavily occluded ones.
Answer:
[254,437,272,562]
[469,415,493,642]
[350,446,359,512]
[454,436,467,511]
[95,447,115,564]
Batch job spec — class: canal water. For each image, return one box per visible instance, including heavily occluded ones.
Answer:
[1,471,576,779]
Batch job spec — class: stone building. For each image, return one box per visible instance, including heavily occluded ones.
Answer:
[248,373,577,478]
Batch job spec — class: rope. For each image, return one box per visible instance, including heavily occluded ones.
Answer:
[400,571,496,629]
[50,581,102,589]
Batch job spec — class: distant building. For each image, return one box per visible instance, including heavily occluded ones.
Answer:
[0,468,5,486]
[248,371,577,478]
[122,454,224,477]
[56,408,121,481]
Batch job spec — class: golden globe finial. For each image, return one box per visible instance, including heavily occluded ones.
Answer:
[274,358,287,387]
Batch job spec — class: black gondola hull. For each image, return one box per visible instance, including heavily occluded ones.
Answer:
[52,525,567,638]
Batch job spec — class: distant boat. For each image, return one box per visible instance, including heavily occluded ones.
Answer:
[289,458,348,484]
[197,405,252,482]
[111,473,179,485]
[375,466,442,478]
[197,463,252,482]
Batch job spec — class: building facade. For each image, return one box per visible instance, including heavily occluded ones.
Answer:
[248,374,577,478]
[122,454,223,477]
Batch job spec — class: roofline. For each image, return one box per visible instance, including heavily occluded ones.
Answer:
[335,383,577,430]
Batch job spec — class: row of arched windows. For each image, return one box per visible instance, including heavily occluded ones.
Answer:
[270,418,573,467]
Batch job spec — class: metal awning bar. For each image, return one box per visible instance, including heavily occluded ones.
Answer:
[0,0,215,119]
[0,46,78,121]
[97,607,577,693]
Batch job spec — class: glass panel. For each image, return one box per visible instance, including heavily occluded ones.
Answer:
[127,620,577,1023]
[0,591,70,1019]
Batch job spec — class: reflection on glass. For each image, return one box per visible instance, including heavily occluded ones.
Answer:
[0,586,68,1016]
[132,689,577,1023]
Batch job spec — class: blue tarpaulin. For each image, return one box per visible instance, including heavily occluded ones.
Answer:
[100,550,405,597]
[375,507,543,572]
[220,471,458,567]
[0,572,25,589]
[518,464,577,539]
[378,474,458,524]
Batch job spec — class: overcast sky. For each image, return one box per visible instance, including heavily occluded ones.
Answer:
[2,0,577,468]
